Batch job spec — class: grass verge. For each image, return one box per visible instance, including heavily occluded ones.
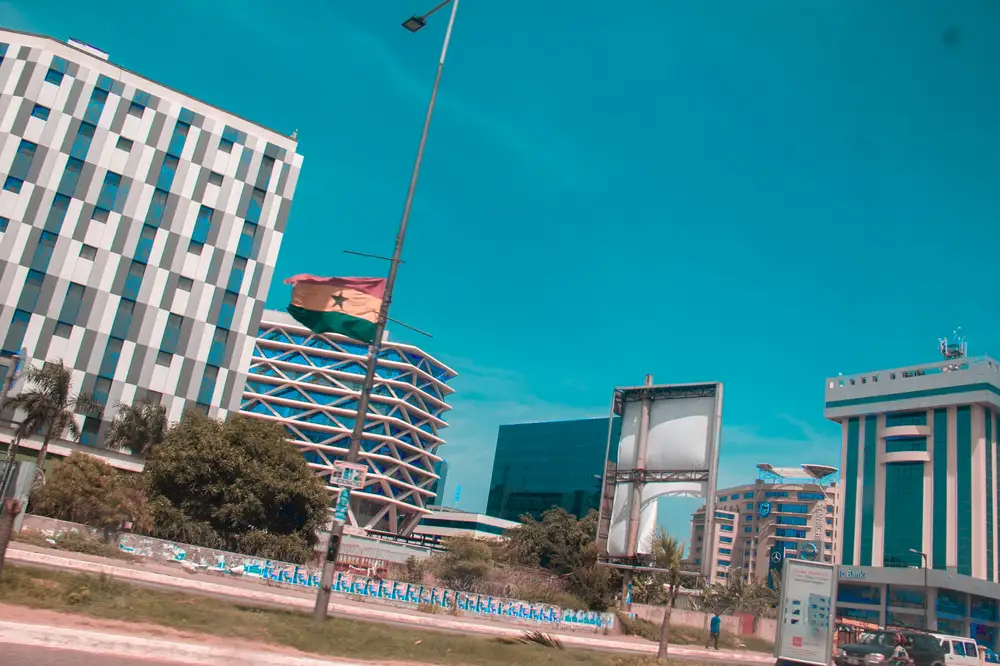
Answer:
[0,565,712,666]
[14,530,137,562]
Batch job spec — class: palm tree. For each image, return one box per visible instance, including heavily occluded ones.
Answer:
[5,360,103,468]
[104,400,168,457]
[650,528,686,659]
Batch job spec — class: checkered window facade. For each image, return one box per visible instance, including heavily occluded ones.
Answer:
[0,31,303,445]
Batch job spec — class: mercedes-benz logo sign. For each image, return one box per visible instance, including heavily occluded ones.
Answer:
[771,551,783,564]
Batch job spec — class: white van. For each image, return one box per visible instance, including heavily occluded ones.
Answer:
[929,633,981,666]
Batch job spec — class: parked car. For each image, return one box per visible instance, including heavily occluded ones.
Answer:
[836,630,946,666]
[929,633,981,666]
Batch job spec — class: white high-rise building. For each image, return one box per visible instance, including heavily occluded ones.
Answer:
[0,30,302,456]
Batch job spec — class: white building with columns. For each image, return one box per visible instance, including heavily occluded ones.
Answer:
[823,342,1000,644]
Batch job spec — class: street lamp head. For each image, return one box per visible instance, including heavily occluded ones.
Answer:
[402,16,427,32]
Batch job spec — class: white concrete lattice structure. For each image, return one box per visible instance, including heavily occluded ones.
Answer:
[240,310,457,535]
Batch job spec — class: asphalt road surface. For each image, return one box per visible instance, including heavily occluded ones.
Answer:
[0,643,188,665]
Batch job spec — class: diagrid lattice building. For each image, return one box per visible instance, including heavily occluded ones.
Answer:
[240,310,457,535]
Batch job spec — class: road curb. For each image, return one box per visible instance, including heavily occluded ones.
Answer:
[7,547,775,664]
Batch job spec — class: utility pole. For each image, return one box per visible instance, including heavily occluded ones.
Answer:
[0,352,23,505]
[311,0,460,622]
[621,374,652,610]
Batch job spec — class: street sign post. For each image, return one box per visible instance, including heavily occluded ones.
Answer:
[331,461,367,490]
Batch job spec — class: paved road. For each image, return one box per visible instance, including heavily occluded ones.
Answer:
[0,643,186,665]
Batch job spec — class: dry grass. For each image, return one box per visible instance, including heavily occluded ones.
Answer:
[0,565,719,666]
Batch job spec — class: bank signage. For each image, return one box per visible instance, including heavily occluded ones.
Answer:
[839,568,865,580]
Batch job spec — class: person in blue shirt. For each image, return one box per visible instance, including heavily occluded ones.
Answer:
[706,613,722,650]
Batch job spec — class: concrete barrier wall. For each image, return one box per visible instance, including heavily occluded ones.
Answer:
[629,604,777,642]
[18,515,617,633]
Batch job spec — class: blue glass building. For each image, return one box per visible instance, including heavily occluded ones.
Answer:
[487,417,621,522]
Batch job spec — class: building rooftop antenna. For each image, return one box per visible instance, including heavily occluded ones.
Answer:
[938,327,967,360]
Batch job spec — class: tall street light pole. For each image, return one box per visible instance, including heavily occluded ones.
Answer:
[311,0,461,623]
[909,548,929,628]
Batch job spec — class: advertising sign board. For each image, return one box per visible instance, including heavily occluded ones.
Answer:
[775,558,837,666]
[333,488,351,523]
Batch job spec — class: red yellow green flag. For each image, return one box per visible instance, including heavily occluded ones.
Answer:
[284,275,386,344]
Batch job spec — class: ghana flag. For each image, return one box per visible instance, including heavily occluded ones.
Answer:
[285,275,386,344]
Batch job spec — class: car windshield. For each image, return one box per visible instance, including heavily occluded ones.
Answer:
[858,633,896,647]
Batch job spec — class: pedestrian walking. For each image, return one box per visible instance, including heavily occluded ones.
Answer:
[707,613,722,650]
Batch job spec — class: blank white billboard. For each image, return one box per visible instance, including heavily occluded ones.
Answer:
[605,387,721,559]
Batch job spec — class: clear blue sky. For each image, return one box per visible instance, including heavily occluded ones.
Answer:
[7,0,1000,540]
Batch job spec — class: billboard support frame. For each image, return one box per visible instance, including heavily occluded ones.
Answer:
[597,379,725,588]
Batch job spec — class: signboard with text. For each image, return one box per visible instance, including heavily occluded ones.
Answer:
[333,488,351,523]
[331,462,367,490]
[775,558,837,666]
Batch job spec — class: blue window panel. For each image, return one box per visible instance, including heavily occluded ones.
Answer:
[744,526,752,533]
[45,68,64,85]
[247,187,265,223]
[3,309,32,354]
[71,122,96,160]
[933,409,948,570]
[208,328,228,366]
[0,42,6,64]
[0,216,7,232]
[44,194,71,233]
[96,74,115,91]
[58,158,84,197]
[84,88,108,125]
[123,260,145,300]
[31,104,51,121]
[198,365,219,405]
[30,231,57,272]
[10,140,37,181]
[134,224,156,264]
[192,205,213,243]
[146,188,168,227]
[92,378,111,408]
[222,126,239,143]
[160,313,183,354]
[957,406,972,576]
[178,107,195,124]
[18,270,45,311]
[97,171,122,211]
[2,177,22,193]
[859,415,878,566]
[777,515,808,526]
[227,257,247,292]
[99,337,124,379]
[720,524,733,532]
[50,55,69,72]
[133,90,151,106]
[218,291,238,329]
[746,502,753,510]
[110,298,135,339]
[157,155,179,191]
[167,120,190,157]
[882,462,924,567]
[237,221,257,259]
[58,283,86,327]
[797,492,826,501]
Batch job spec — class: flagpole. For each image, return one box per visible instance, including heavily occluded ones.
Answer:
[312,0,460,622]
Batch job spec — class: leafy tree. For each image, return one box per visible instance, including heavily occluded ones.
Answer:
[5,360,103,467]
[428,534,494,590]
[29,452,152,540]
[143,412,330,563]
[105,400,168,457]
[700,576,778,623]
[650,528,686,659]
[501,508,618,610]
